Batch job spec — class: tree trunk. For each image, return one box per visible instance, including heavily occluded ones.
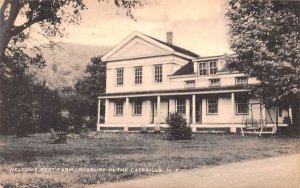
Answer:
[291,90,300,136]
[0,0,21,63]
[0,29,11,63]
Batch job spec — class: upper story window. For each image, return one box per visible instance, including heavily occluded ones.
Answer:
[116,68,124,86]
[199,61,218,76]
[154,64,163,83]
[176,98,186,115]
[199,62,207,76]
[207,98,218,114]
[184,80,195,88]
[209,61,217,75]
[209,78,220,87]
[134,66,143,84]
[115,101,123,116]
[133,101,142,115]
[235,76,248,85]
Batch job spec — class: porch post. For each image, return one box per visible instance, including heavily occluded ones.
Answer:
[186,97,190,124]
[105,99,109,124]
[289,105,293,124]
[125,97,129,116]
[231,92,236,132]
[156,96,161,131]
[97,99,101,124]
[192,95,196,124]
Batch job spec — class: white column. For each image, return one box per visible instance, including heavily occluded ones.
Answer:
[192,95,196,124]
[156,96,161,131]
[202,98,206,124]
[97,99,101,124]
[105,99,109,124]
[186,97,190,124]
[289,105,293,124]
[125,97,129,116]
[231,93,236,132]
[157,96,161,123]
[262,104,266,124]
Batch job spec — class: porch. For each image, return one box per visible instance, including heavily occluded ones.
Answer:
[97,88,290,133]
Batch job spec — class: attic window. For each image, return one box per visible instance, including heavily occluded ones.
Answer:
[184,80,195,88]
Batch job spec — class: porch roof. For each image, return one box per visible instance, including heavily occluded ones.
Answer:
[98,85,252,99]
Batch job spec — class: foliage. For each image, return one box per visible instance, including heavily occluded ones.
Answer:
[0,49,64,136]
[226,0,300,107]
[61,92,91,132]
[166,113,192,140]
[75,56,106,127]
[0,0,146,63]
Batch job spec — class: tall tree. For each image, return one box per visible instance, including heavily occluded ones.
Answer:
[75,56,106,127]
[226,0,300,129]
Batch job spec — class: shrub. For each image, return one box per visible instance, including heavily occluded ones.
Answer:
[166,113,192,140]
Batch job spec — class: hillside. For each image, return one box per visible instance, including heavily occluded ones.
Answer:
[33,42,111,90]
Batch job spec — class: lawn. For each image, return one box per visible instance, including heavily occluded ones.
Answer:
[0,132,299,187]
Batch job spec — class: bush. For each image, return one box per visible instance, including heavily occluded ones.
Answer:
[166,113,192,140]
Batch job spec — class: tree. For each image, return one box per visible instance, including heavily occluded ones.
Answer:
[226,0,300,131]
[75,56,106,127]
[0,0,146,63]
[0,47,62,136]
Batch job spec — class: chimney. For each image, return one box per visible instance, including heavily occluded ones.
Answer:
[166,32,173,44]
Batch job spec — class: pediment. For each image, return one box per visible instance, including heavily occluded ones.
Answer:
[102,33,173,61]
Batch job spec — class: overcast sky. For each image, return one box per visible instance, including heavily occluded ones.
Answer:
[56,0,232,56]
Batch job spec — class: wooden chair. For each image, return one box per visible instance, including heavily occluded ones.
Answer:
[50,128,67,144]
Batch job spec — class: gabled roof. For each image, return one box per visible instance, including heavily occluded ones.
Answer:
[101,32,200,62]
[172,61,195,76]
[145,34,200,58]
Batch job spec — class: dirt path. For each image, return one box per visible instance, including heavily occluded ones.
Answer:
[89,154,300,188]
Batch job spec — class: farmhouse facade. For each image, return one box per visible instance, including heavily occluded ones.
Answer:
[97,32,291,132]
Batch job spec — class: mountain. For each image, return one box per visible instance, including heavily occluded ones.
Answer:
[33,42,111,90]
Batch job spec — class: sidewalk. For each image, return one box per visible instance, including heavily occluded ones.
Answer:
[89,154,300,188]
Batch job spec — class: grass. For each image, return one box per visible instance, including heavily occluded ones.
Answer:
[0,132,299,187]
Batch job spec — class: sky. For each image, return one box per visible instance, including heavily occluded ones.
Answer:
[55,0,232,56]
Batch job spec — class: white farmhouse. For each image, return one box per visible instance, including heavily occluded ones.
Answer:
[97,32,291,133]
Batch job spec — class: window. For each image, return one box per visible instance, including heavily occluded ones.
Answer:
[154,64,162,83]
[199,61,218,76]
[236,77,248,85]
[133,101,142,115]
[115,101,123,116]
[176,98,186,115]
[184,80,195,88]
[236,98,248,115]
[134,66,142,84]
[209,61,217,75]
[199,62,207,76]
[207,98,218,114]
[209,78,220,87]
[116,68,124,86]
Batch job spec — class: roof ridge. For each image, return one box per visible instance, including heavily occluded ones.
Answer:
[142,33,200,58]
